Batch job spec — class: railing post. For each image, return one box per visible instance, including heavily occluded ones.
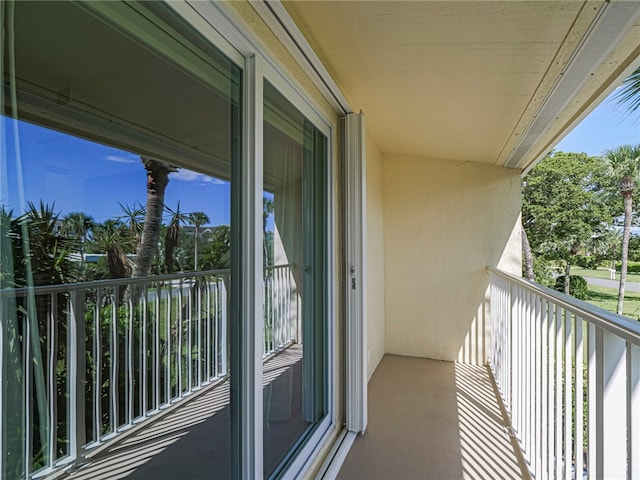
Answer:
[221,275,228,375]
[533,294,541,476]
[588,323,602,480]
[630,343,640,479]
[509,280,515,416]
[554,307,563,479]
[0,291,25,479]
[540,298,549,479]
[68,289,86,465]
[574,317,584,480]
[601,330,627,478]
[94,289,102,443]
[563,310,573,480]
[548,302,557,478]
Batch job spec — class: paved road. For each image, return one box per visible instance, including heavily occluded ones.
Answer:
[584,276,640,292]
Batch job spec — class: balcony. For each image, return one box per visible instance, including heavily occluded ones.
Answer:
[337,355,526,479]
[3,266,639,479]
[0,265,299,479]
[337,268,640,480]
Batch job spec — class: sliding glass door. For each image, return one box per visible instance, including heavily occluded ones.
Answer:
[262,81,327,477]
[2,2,333,479]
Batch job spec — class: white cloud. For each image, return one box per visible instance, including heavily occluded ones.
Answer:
[105,155,136,164]
[170,168,226,185]
[170,169,200,181]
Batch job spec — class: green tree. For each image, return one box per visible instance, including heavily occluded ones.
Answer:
[164,203,189,274]
[188,211,210,270]
[523,151,612,294]
[201,225,231,270]
[92,220,134,280]
[628,235,640,261]
[590,228,622,268]
[11,201,79,286]
[59,211,94,262]
[604,144,640,314]
[0,202,68,471]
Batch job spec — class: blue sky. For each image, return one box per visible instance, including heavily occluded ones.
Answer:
[555,89,640,156]
[2,118,231,225]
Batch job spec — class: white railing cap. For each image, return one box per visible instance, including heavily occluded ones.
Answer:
[488,267,640,345]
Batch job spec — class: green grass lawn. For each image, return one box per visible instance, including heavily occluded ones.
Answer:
[572,266,640,283]
[584,285,640,321]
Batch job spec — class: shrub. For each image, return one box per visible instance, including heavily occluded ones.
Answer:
[554,275,588,300]
[574,255,600,269]
[615,261,640,273]
[531,258,555,287]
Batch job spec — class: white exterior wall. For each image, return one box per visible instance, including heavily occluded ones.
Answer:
[383,154,521,364]
[365,132,385,379]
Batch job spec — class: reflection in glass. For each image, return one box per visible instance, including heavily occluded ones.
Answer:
[1,2,239,478]
[263,81,327,477]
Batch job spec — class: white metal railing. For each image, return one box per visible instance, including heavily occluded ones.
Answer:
[489,268,640,480]
[263,264,298,357]
[0,265,296,479]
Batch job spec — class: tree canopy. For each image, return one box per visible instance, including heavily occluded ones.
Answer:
[523,151,612,268]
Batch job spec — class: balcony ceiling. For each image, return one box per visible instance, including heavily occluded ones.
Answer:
[283,1,640,170]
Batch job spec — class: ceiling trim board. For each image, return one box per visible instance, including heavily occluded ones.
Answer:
[503,1,640,170]
[250,1,353,116]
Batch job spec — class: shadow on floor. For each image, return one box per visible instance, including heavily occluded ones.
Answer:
[337,355,527,480]
[67,346,308,480]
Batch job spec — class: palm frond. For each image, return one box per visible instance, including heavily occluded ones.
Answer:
[614,66,640,116]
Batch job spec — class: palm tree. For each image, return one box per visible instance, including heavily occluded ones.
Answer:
[130,157,176,280]
[14,201,79,286]
[163,203,189,274]
[93,220,133,280]
[188,211,209,270]
[615,66,640,115]
[263,196,274,266]
[60,211,94,262]
[604,144,640,314]
[116,202,144,246]
[0,207,15,288]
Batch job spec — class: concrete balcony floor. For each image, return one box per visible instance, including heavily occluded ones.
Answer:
[338,355,528,480]
[63,349,526,479]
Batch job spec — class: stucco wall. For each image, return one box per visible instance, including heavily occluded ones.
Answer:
[366,132,385,380]
[383,154,521,363]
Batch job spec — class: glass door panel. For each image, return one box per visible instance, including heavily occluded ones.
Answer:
[262,81,326,477]
[2,2,240,478]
